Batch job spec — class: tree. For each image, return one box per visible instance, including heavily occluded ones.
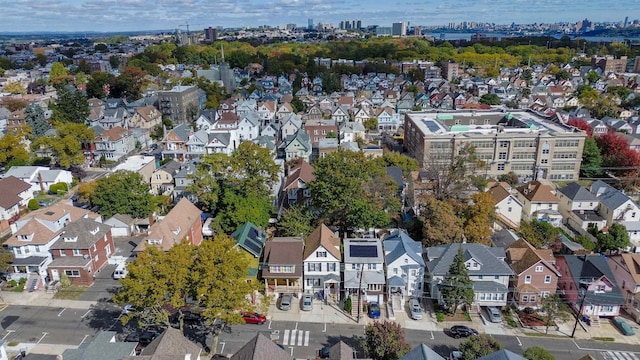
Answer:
[421,197,464,246]
[362,321,411,360]
[459,334,503,360]
[278,205,315,237]
[371,151,419,176]
[427,143,485,201]
[580,138,601,178]
[49,62,68,80]
[309,150,396,235]
[90,171,156,218]
[440,246,475,314]
[51,86,90,124]
[524,346,555,360]
[517,220,560,249]
[24,104,50,137]
[31,122,92,168]
[363,117,378,131]
[86,71,114,99]
[0,247,14,274]
[463,192,494,245]
[595,131,640,178]
[497,171,519,186]
[110,66,147,100]
[597,223,630,253]
[0,97,28,112]
[109,55,121,69]
[3,82,26,95]
[290,96,306,114]
[216,189,273,232]
[76,181,97,203]
[586,70,600,84]
[479,93,501,105]
[540,294,573,335]
[0,126,30,167]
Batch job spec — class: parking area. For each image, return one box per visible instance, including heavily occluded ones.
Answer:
[80,263,120,302]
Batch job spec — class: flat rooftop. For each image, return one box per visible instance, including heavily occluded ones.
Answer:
[112,156,156,172]
[406,110,578,136]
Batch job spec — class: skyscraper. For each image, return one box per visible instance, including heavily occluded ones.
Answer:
[204,27,217,43]
[392,22,406,36]
[308,18,313,30]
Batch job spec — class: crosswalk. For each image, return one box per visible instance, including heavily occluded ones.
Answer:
[602,351,640,360]
[281,329,310,347]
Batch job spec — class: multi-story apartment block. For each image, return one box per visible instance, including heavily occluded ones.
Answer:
[442,61,459,81]
[404,110,586,182]
[591,55,627,73]
[158,85,200,125]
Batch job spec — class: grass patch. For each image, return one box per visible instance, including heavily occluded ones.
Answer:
[592,337,615,342]
[502,310,518,328]
[6,341,19,347]
[436,311,445,322]
[463,311,472,321]
[53,285,87,300]
[523,332,569,338]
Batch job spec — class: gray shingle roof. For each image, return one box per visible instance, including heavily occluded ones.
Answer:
[558,182,598,202]
[562,255,625,306]
[230,333,291,360]
[589,180,634,210]
[50,218,111,250]
[384,230,425,267]
[426,243,513,276]
[399,344,445,360]
[477,349,527,360]
[61,331,136,360]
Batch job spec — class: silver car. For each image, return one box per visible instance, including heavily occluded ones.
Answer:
[279,293,292,311]
[410,298,422,320]
[301,294,313,311]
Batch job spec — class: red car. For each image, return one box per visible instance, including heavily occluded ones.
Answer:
[242,312,267,324]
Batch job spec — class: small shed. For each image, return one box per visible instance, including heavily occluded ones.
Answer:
[104,214,135,237]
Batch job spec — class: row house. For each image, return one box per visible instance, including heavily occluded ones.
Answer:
[94,126,136,162]
[0,176,33,234]
[262,237,305,297]
[280,114,303,142]
[4,203,102,289]
[383,230,425,309]
[343,238,386,312]
[47,218,114,286]
[608,253,640,323]
[557,182,606,234]
[302,224,341,301]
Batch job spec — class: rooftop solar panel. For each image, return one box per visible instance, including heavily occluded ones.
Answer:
[350,245,378,258]
[243,239,262,255]
[248,228,260,241]
[422,120,441,133]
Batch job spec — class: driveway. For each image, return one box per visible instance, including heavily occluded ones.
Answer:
[80,263,120,302]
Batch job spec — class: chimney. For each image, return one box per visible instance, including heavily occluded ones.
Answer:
[38,171,44,192]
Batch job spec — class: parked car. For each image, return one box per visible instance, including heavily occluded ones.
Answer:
[449,325,479,338]
[484,306,502,323]
[450,350,463,360]
[242,313,267,325]
[368,302,381,319]
[279,293,293,311]
[301,294,313,311]
[319,346,331,359]
[409,298,422,320]
[612,317,635,336]
[139,331,160,345]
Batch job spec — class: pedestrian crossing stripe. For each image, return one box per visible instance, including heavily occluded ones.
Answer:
[281,329,310,347]
[602,351,640,360]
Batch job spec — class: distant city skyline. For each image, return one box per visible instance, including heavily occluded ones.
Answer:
[0,0,637,33]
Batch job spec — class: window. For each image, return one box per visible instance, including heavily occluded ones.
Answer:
[64,270,80,277]
[308,263,320,272]
[316,251,327,258]
[73,249,83,256]
[478,275,483,279]
[328,263,337,271]
[535,266,543,272]
[15,248,22,255]
[495,275,500,280]
[541,291,550,298]
[541,159,548,164]
[368,264,377,270]
[508,207,513,212]
[544,275,552,284]
[500,141,509,148]
[497,164,505,171]
[34,246,40,252]
[524,275,532,284]
[499,152,507,160]
[529,295,536,302]
[601,305,614,312]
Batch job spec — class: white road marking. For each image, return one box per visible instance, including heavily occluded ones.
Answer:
[57,308,66,317]
[516,336,522,346]
[1,330,14,340]
[37,332,48,344]
[430,331,434,340]
[81,310,91,318]
[297,330,303,346]
[290,329,297,345]
[219,342,225,354]
[282,330,290,346]
[79,334,90,345]
[303,331,310,346]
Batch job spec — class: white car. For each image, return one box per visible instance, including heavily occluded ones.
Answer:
[410,298,422,320]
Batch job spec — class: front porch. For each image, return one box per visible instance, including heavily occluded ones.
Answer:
[264,277,302,297]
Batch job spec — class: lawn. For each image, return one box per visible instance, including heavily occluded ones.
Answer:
[53,285,87,300]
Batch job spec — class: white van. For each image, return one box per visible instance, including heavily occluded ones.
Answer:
[113,264,128,279]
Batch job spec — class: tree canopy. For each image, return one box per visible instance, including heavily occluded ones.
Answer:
[459,334,504,360]
[440,246,475,314]
[362,321,411,360]
[90,170,156,218]
[51,86,90,124]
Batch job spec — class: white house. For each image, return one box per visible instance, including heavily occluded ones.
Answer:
[238,111,261,141]
[487,182,523,229]
[302,224,342,301]
[515,181,562,226]
[557,182,607,234]
[4,166,72,194]
[0,176,32,226]
[383,230,425,306]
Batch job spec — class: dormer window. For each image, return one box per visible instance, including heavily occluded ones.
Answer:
[172,226,181,236]
[18,234,32,241]
[89,227,100,235]
[148,238,162,245]
[64,236,78,242]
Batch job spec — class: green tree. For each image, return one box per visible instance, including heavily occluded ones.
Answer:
[110,66,147,100]
[0,126,31,167]
[540,294,573,335]
[216,189,272,232]
[24,104,50,137]
[363,117,378,131]
[109,55,121,69]
[421,197,464,246]
[3,82,26,95]
[463,192,495,245]
[278,205,315,237]
[49,62,68,81]
[31,122,92,168]
[524,346,555,360]
[362,321,411,360]
[86,71,114,99]
[51,86,90,124]
[290,96,306,113]
[27,199,40,210]
[460,334,503,359]
[479,93,501,105]
[517,220,559,248]
[309,150,397,235]
[597,223,630,253]
[371,151,419,176]
[440,246,475,314]
[0,247,14,274]
[580,138,601,178]
[497,171,519,186]
[90,171,156,218]
[586,70,600,84]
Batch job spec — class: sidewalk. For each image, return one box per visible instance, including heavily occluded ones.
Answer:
[2,289,96,309]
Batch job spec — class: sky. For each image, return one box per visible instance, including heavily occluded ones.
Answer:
[0,0,637,33]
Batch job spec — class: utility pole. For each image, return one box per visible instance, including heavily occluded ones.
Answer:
[356,265,364,323]
[571,290,587,338]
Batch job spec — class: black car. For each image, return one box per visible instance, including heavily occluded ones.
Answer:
[449,325,479,338]
[139,331,160,345]
[124,332,140,343]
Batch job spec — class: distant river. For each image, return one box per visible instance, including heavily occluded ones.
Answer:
[428,32,640,43]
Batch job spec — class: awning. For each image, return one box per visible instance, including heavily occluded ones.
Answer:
[11,256,48,267]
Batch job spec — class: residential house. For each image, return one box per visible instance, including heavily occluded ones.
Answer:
[61,331,136,360]
[487,182,523,229]
[280,114,303,141]
[231,222,267,279]
[383,230,425,305]
[315,138,339,161]
[185,129,209,161]
[343,238,386,315]
[557,182,606,234]
[172,164,196,203]
[123,327,203,360]
[104,214,135,237]
[237,111,261,141]
[278,129,312,162]
[94,126,136,162]
[608,253,640,323]
[302,224,341,301]
[339,122,365,143]
[230,333,291,360]
[112,156,157,185]
[590,180,640,247]
[4,203,101,287]
[425,243,514,310]
[0,176,32,234]
[4,166,72,194]
[257,100,277,126]
[262,237,304,297]
[150,160,182,196]
[276,102,294,120]
[47,219,114,286]
[505,238,560,309]
[515,181,562,226]
[304,119,338,145]
[161,123,191,162]
[556,255,625,320]
[280,158,314,209]
[476,350,528,360]
[331,105,350,123]
[129,105,162,130]
[206,132,235,155]
[134,198,203,253]
[399,344,445,360]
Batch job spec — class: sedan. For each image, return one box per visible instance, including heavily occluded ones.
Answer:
[612,317,635,336]
[409,298,422,320]
[368,302,381,319]
[301,294,313,311]
[449,325,479,338]
[242,313,267,325]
